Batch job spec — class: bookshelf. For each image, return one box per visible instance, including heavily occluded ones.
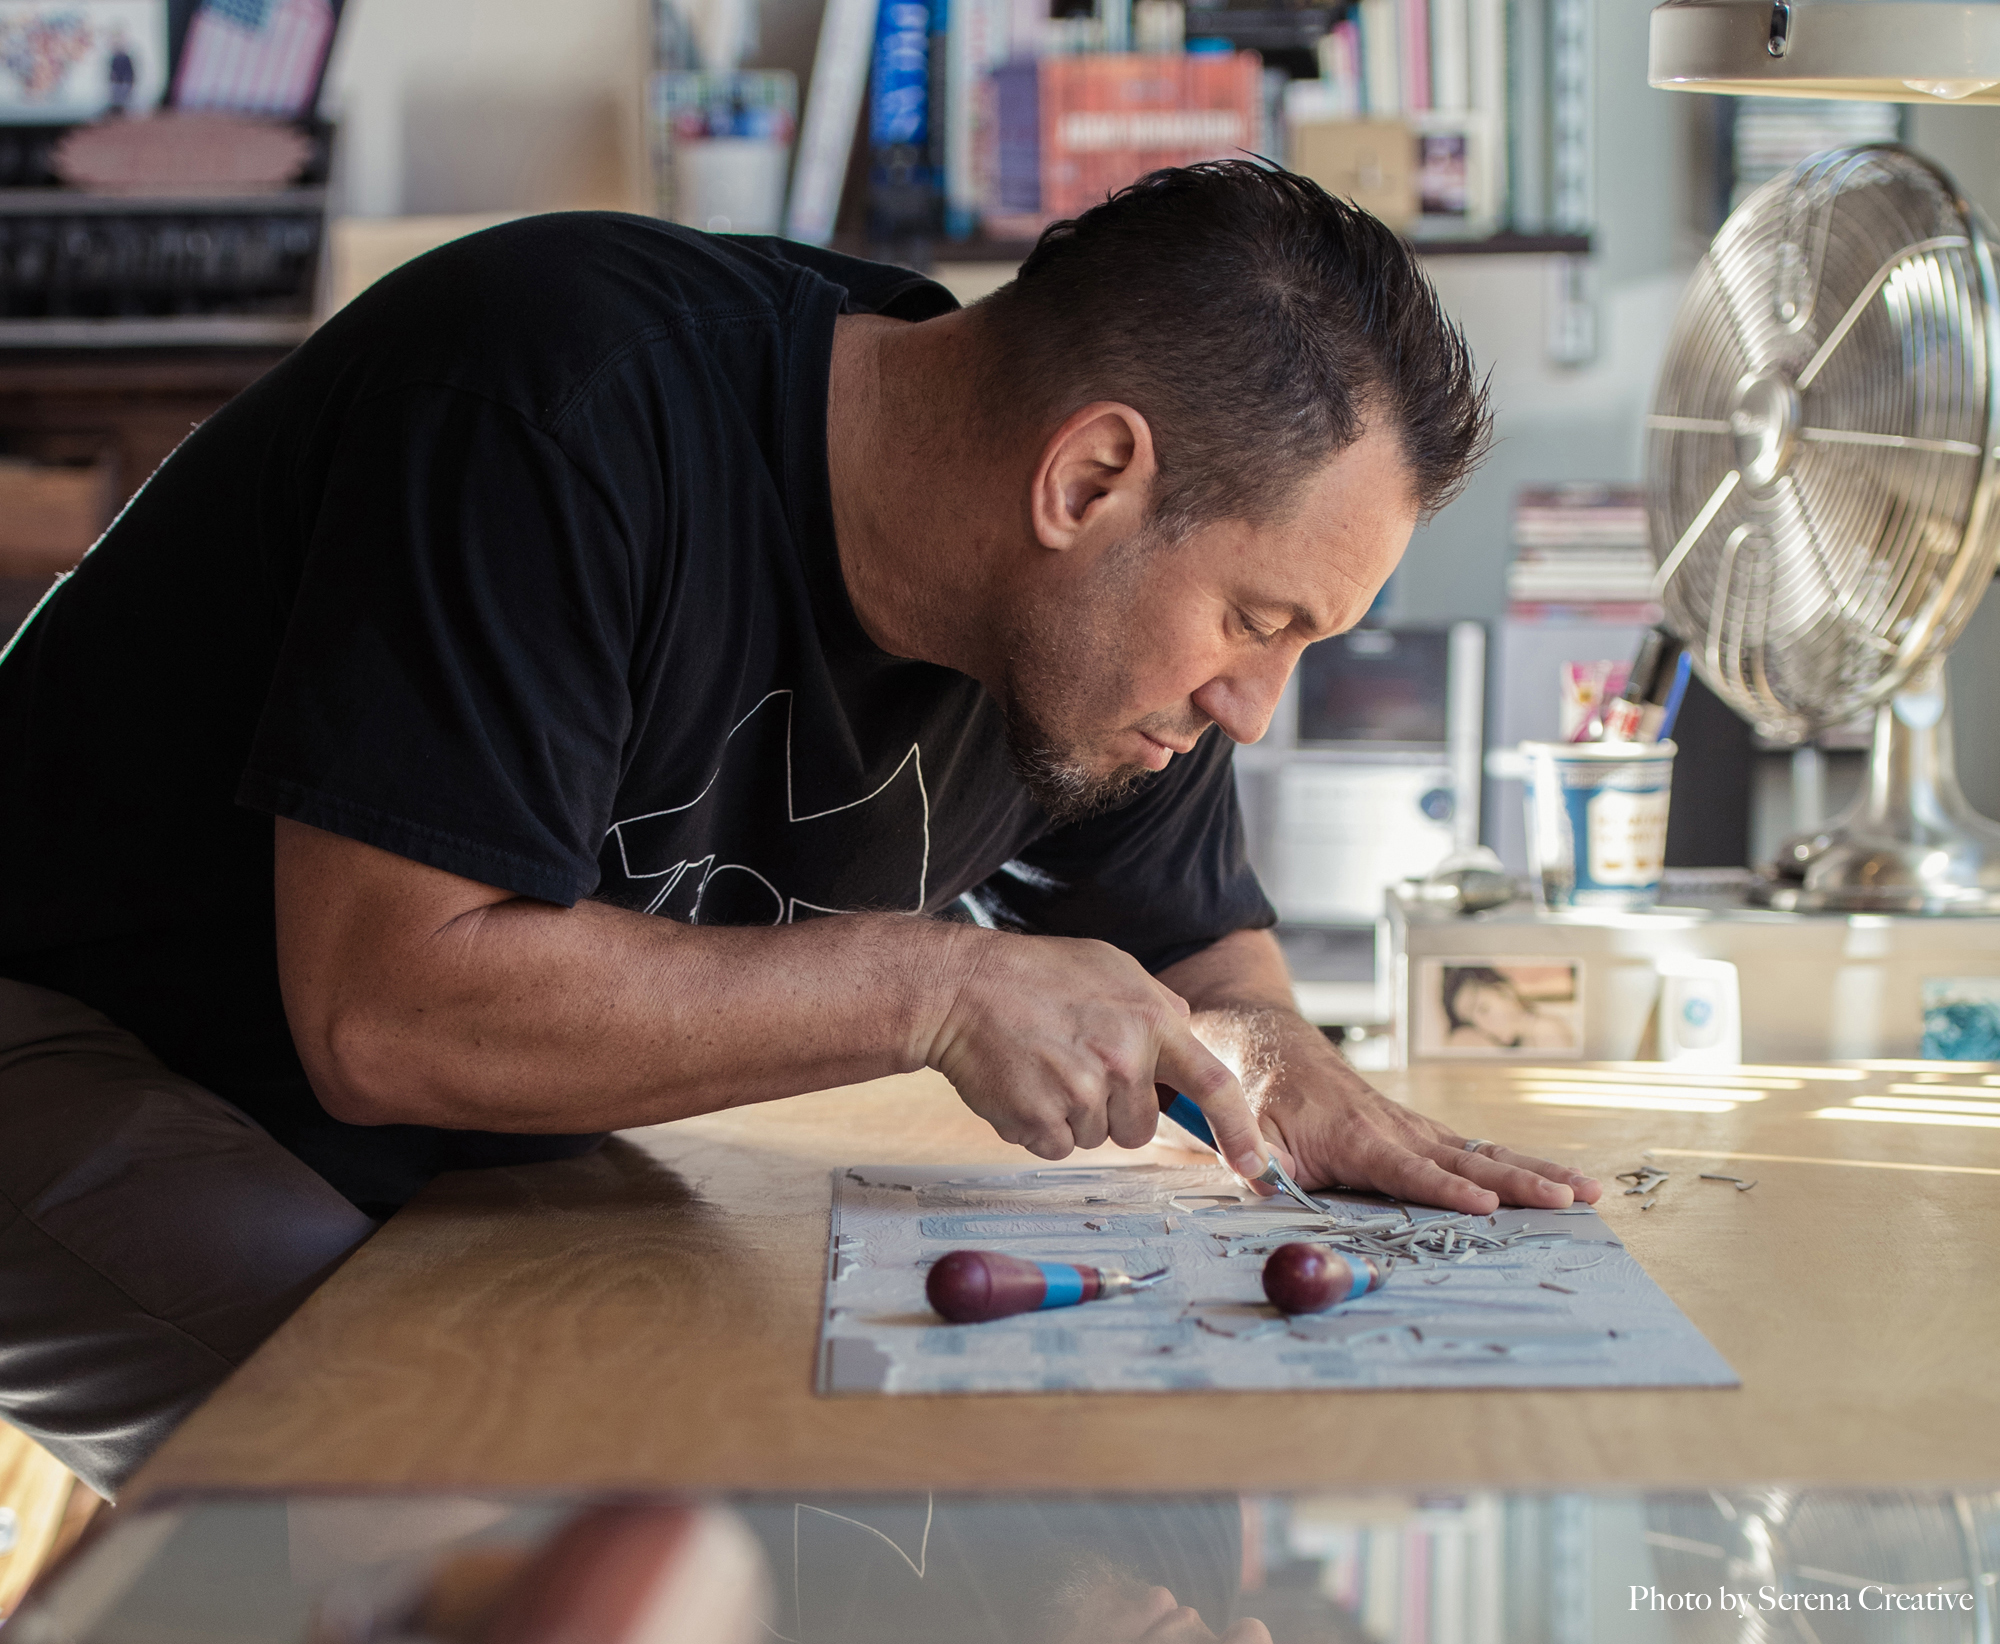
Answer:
[855,226,1591,269]
[0,187,327,214]
[764,0,1596,258]
[1408,230,1589,257]
[0,121,331,349]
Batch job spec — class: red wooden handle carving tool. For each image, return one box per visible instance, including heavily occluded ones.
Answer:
[925,1249,1169,1324]
[1262,1241,1388,1314]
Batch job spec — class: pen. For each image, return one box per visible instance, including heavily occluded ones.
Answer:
[1599,628,1683,743]
[1654,649,1693,742]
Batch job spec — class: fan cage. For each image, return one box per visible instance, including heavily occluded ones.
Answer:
[1645,145,2000,741]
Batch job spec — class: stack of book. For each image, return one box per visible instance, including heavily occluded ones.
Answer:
[1506,484,1660,622]
[1302,0,1493,124]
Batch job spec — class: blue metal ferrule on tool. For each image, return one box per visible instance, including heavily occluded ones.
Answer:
[1035,1262,1086,1308]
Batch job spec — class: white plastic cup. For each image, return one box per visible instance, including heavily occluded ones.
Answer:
[1656,957,1743,1067]
[1521,740,1677,910]
[671,137,791,234]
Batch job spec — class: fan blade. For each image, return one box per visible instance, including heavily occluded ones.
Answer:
[1796,428,1982,457]
[1795,234,1972,390]
[1652,469,1740,600]
[1647,415,1732,435]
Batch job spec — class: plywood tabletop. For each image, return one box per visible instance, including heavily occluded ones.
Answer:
[128,1059,2000,1501]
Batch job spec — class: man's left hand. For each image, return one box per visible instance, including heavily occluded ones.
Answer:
[1249,1017,1599,1213]
[1158,928,1601,1215]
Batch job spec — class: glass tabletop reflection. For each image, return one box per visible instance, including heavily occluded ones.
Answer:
[16,1483,1996,1643]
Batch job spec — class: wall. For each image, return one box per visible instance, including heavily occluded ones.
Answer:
[320,0,653,217]
[318,0,838,219]
[1394,0,1720,627]
[1392,257,1686,622]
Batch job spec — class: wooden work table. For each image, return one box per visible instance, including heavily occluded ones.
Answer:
[128,1060,2000,1501]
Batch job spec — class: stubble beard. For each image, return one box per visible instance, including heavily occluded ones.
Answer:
[1002,693,1154,828]
[998,533,1163,828]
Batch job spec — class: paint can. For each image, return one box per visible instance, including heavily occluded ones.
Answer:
[1522,740,1677,910]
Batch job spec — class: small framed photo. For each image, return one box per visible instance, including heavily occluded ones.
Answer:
[0,0,167,122]
[1416,131,1468,218]
[1414,957,1584,1059]
[1922,977,2000,1063]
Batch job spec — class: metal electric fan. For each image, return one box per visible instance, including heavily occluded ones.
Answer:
[1647,144,2000,912]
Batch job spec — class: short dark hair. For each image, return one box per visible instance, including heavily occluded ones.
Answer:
[972,160,1491,536]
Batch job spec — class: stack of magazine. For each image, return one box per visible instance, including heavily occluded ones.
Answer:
[1505,484,1659,623]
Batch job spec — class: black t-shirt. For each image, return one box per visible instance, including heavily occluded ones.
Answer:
[0,214,1272,1213]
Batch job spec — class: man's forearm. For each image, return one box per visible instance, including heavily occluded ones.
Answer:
[278,821,969,1132]
[351,904,960,1129]
[1158,926,1296,1015]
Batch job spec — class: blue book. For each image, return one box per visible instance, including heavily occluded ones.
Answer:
[868,0,943,243]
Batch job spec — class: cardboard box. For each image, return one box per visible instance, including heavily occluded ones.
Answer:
[1287,117,1417,229]
[0,456,116,577]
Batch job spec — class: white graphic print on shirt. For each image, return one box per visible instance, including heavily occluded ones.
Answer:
[603,690,930,924]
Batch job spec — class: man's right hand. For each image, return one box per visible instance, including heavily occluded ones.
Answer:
[923,929,1271,1178]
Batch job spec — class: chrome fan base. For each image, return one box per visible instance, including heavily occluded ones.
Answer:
[1751,661,2000,914]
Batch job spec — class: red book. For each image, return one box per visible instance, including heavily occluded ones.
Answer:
[1037,51,1263,224]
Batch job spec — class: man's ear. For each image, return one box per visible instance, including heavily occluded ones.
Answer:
[1029,402,1157,553]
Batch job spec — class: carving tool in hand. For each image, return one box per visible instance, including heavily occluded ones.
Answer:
[926,1249,1169,1323]
[1156,1089,1325,1214]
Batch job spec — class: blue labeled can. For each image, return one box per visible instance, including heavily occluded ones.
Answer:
[1522,740,1677,909]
